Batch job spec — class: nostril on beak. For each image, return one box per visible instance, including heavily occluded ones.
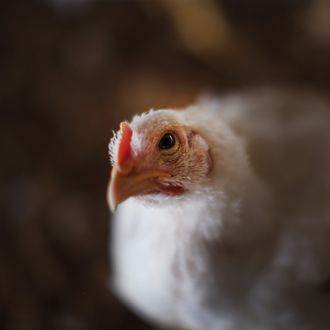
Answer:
[116,158,134,175]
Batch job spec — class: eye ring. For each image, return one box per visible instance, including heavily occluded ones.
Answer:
[158,132,176,150]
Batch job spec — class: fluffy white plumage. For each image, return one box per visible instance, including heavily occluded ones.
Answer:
[109,88,330,330]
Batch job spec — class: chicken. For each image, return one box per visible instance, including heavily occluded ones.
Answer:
[107,88,330,330]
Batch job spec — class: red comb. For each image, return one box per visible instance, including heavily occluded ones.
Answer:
[117,121,132,167]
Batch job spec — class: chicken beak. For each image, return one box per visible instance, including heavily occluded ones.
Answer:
[108,166,170,212]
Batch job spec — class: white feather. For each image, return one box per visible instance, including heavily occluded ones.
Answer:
[110,88,330,330]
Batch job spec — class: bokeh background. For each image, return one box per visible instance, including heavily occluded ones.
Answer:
[1,0,330,329]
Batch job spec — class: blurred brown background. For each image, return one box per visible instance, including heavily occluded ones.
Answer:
[1,0,330,329]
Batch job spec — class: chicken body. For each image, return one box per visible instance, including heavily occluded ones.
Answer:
[109,89,330,330]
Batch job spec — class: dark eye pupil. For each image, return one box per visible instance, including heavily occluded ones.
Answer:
[159,133,175,150]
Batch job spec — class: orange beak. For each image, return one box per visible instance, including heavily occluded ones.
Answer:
[107,166,170,212]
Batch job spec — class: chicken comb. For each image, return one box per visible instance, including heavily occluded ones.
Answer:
[117,121,133,167]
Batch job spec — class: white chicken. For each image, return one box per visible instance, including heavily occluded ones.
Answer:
[107,88,330,330]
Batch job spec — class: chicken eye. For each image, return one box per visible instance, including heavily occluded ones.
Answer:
[158,133,176,150]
